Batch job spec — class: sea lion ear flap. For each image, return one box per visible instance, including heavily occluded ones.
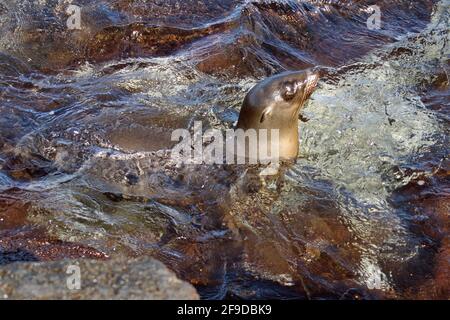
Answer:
[260,106,273,123]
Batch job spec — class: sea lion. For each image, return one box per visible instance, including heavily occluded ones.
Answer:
[236,69,320,161]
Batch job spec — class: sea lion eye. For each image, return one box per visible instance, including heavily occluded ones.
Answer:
[281,81,298,101]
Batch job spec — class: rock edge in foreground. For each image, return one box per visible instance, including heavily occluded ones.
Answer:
[0,256,199,300]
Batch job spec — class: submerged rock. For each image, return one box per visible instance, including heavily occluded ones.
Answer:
[0,256,199,300]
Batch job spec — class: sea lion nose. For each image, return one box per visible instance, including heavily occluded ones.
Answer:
[311,66,329,78]
[306,71,320,88]
[286,69,320,87]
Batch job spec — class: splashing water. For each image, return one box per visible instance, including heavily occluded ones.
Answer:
[0,0,448,299]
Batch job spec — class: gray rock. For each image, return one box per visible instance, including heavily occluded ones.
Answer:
[0,256,199,300]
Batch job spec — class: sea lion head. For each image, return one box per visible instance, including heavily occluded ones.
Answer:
[237,69,320,160]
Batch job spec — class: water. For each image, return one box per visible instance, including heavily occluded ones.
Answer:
[0,0,448,299]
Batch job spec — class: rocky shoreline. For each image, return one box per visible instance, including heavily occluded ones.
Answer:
[0,256,199,300]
